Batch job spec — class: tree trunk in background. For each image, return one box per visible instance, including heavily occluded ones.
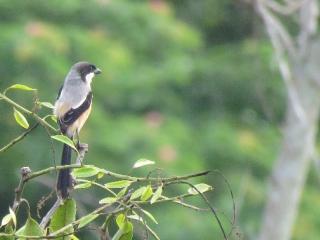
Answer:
[258,64,320,240]
[255,1,320,239]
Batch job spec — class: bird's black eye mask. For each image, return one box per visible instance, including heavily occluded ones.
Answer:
[79,65,96,82]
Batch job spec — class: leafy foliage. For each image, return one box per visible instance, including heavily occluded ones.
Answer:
[49,199,77,239]
[16,216,44,239]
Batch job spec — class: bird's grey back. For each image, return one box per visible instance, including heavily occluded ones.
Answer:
[57,67,91,109]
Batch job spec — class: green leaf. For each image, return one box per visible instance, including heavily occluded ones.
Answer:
[16,216,44,239]
[119,221,133,240]
[130,186,146,200]
[39,102,54,109]
[150,186,162,204]
[13,108,29,129]
[78,214,99,229]
[132,159,155,168]
[117,187,127,198]
[105,180,132,189]
[127,214,143,222]
[8,208,16,229]
[141,209,158,224]
[74,182,92,189]
[70,235,79,240]
[6,84,36,92]
[141,185,153,201]
[187,183,213,195]
[51,135,78,152]
[1,214,11,228]
[99,197,117,204]
[72,165,100,178]
[116,214,126,229]
[112,222,133,240]
[113,217,133,240]
[49,199,76,240]
[97,172,104,179]
[50,115,58,123]
[0,225,14,240]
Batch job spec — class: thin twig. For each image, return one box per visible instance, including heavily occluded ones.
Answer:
[12,167,32,212]
[102,169,211,183]
[212,170,236,232]
[175,180,229,240]
[77,179,117,197]
[23,164,210,184]
[0,123,39,153]
[40,199,61,228]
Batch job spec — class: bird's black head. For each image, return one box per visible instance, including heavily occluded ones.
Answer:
[72,61,102,83]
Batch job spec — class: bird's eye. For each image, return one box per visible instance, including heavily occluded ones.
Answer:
[90,65,95,72]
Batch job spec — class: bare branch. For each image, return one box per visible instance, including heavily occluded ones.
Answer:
[12,167,32,212]
[176,181,229,240]
[265,0,307,15]
[297,0,319,55]
[255,0,308,125]
[40,200,61,228]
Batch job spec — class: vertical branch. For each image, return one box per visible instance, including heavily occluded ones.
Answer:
[255,0,307,125]
[12,167,32,212]
[298,0,319,56]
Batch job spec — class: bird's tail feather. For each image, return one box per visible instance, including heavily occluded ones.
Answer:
[57,143,72,199]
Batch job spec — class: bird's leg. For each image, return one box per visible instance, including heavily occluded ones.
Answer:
[75,130,88,165]
[75,130,89,152]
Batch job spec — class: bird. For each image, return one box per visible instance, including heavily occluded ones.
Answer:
[54,61,101,199]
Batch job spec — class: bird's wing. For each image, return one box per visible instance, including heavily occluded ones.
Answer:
[56,85,63,100]
[58,92,93,134]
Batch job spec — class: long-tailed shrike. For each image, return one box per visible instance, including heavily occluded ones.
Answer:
[54,61,101,199]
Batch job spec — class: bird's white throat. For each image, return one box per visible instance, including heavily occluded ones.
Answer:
[86,72,94,85]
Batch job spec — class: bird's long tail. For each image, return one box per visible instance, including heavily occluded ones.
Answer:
[57,143,72,199]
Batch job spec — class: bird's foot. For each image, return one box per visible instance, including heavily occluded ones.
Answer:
[71,175,76,188]
[77,142,89,153]
[76,142,88,166]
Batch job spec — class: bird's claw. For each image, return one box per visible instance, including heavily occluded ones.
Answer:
[77,142,89,153]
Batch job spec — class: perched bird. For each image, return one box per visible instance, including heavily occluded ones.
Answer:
[54,61,101,199]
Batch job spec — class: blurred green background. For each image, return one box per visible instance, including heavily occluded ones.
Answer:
[0,0,318,239]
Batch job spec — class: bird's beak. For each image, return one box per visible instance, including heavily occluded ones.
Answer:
[94,68,102,75]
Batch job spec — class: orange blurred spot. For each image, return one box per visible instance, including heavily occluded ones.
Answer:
[158,145,177,163]
[25,22,45,37]
[145,111,164,129]
[149,0,170,14]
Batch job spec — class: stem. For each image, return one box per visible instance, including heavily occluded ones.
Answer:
[77,179,117,197]
[0,123,39,153]
[175,180,228,240]
[25,164,82,181]
[21,164,209,184]
[0,93,57,132]
[49,204,126,237]
[12,167,32,212]
[102,169,210,183]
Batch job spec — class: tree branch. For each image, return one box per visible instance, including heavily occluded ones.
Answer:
[255,0,308,125]
[0,92,58,132]
[0,123,39,153]
[265,0,307,15]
